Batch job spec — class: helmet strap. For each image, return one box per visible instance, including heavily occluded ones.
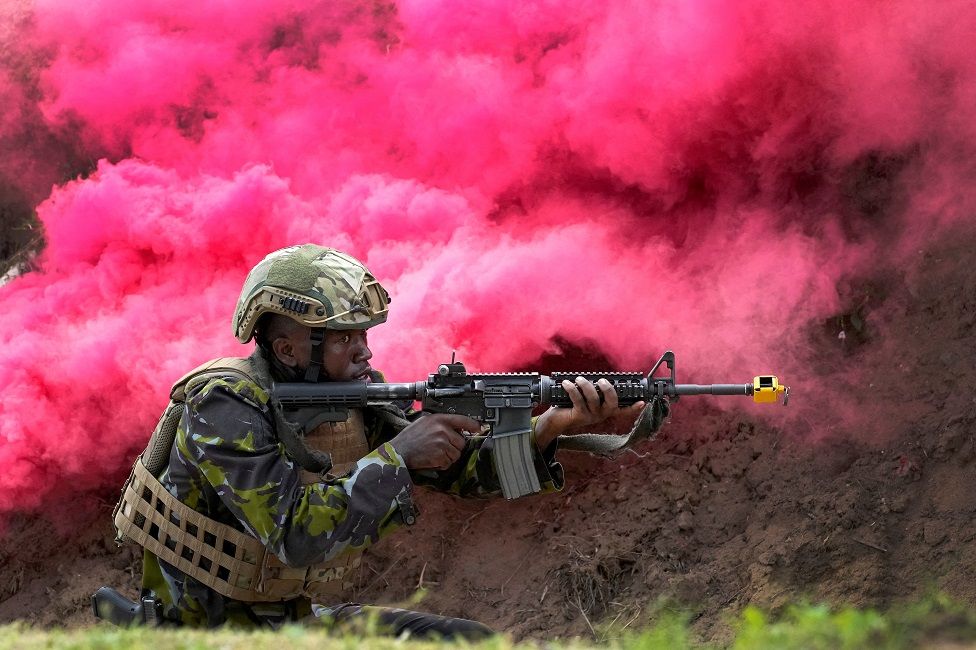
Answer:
[304,328,326,382]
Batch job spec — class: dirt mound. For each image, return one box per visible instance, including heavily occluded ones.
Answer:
[1,227,975,641]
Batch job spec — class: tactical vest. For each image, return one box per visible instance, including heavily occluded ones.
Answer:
[113,357,369,603]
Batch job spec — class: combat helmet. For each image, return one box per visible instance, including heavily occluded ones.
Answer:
[233,244,390,345]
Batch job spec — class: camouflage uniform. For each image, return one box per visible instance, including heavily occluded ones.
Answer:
[142,349,564,629]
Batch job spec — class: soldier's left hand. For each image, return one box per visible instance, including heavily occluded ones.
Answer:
[534,377,645,449]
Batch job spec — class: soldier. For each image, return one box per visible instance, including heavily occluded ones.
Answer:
[110,244,646,637]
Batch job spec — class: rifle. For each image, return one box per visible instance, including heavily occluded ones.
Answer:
[273,351,790,499]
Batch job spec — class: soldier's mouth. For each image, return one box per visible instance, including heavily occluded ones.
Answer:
[354,368,373,383]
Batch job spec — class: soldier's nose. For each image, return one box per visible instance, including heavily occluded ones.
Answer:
[357,345,373,362]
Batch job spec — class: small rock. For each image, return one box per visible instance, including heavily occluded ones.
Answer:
[888,493,910,513]
[758,550,777,566]
[677,511,694,532]
[614,485,629,502]
[672,575,708,604]
[957,438,976,467]
[923,521,948,546]
[934,425,967,461]
[654,538,671,559]
[895,455,921,479]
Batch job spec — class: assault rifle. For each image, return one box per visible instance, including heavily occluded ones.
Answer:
[273,351,789,499]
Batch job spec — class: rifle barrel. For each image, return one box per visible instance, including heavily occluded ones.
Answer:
[672,383,751,396]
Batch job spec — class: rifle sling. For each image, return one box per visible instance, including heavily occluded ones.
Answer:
[557,396,669,454]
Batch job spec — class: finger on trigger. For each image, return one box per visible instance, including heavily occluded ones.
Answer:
[446,414,482,433]
[444,428,467,451]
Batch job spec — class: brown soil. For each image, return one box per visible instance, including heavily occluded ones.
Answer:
[1,227,975,643]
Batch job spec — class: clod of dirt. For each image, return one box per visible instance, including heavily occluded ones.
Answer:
[923,521,949,547]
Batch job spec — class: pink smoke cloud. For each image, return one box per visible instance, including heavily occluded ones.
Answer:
[1,0,975,522]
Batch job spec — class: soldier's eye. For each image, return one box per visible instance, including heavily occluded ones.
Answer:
[340,335,351,344]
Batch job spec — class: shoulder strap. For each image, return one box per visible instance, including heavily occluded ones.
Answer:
[170,357,257,402]
[139,357,258,478]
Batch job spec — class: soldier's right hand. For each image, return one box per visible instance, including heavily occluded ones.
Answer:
[389,414,480,470]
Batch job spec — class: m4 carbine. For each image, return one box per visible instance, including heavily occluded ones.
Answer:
[274,351,790,499]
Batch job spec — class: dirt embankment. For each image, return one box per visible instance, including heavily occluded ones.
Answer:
[355,227,976,642]
[1,227,975,641]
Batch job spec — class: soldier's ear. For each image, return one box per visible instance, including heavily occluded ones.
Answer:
[272,336,301,368]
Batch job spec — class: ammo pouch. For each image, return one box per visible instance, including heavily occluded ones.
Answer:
[112,356,362,603]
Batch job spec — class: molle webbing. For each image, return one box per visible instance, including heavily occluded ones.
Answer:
[114,353,369,602]
[115,460,361,602]
[285,409,370,598]
[115,458,363,602]
[303,409,369,482]
[116,458,284,602]
[118,357,257,534]
[260,545,362,603]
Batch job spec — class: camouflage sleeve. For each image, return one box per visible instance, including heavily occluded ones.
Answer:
[177,377,413,568]
[366,405,564,498]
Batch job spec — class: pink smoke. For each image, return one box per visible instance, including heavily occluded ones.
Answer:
[1,0,975,522]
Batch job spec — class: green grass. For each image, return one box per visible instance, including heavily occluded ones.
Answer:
[728,595,976,650]
[2,596,976,649]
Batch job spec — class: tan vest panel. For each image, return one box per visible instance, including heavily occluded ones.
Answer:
[114,357,373,603]
[256,408,371,602]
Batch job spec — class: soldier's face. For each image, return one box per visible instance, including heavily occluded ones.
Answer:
[320,329,373,382]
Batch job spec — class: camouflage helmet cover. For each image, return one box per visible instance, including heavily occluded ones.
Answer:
[234,244,391,343]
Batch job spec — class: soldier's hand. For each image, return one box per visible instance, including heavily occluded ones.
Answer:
[535,377,645,449]
[390,413,480,471]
